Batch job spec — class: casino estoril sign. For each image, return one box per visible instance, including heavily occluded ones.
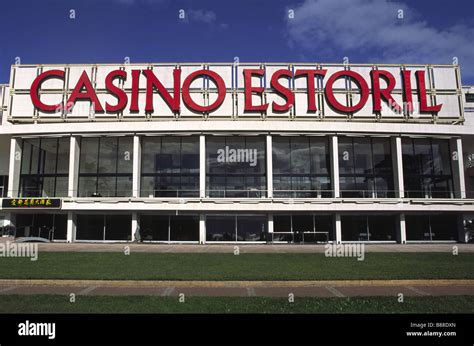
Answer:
[29,67,440,115]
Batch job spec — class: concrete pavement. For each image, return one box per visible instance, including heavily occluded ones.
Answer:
[0,279,472,297]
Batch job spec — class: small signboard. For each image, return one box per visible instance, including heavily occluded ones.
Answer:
[1,198,61,209]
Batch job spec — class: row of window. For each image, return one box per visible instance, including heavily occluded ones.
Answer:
[17,136,455,199]
[12,213,459,242]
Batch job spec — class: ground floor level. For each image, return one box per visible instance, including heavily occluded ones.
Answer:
[0,211,467,244]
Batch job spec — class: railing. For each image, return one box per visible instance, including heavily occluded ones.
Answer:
[6,188,470,200]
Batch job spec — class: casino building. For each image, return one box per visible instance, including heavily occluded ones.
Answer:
[0,62,473,244]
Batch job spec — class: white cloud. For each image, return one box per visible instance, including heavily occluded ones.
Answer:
[286,0,474,81]
[187,9,217,24]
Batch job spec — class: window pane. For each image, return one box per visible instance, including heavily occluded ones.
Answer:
[78,176,97,197]
[57,138,70,174]
[170,215,199,241]
[272,137,291,174]
[140,215,169,241]
[98,137,118,174]
[206,216,235,241]
[338,138,354,175]
[42,138,58,174]
[105,215,131,241]
[236,215,267,241]
[141,137,161,174]
[117,137,133,173]
[79,138,99,174]
[310,137,329,175]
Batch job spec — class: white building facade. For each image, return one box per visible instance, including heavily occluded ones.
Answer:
[0,62,473,244]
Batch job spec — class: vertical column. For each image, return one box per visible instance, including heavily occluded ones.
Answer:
[68,136,80,198]
[7,137,21,197]
[131,212,138,242]
[200,135,206,198]
[66,211,76,243]
[397,213,407,244]
[451,137,466,199]
[334,214,341,244]
[199,214,206,244]
[266,135,273,198]
[132,135,141,198]
[268,214,274,243]
[391,136,404,198]
[330,136,340,198]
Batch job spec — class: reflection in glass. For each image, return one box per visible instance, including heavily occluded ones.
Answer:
[19,138,70,197]
[206,137,266,197]
[78,137,133,197]
[141,137,199,197]
[273,136,331,198]
[339,137,394,198]
[402,138,453,198]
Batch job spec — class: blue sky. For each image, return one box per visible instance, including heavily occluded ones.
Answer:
[0,0,473,84]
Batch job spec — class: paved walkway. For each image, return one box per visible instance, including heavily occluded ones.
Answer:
[0,237,472,253]
[0,279,472,297]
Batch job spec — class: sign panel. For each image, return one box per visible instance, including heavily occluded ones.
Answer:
[7,63,463,123]
[1,198,61,209]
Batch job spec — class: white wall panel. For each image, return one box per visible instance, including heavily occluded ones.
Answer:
[432,67,459,90]
[436,94,462,118]
[37,94,64,118]
[207,92,233,117]
[12,66,38,90]
[9,94,35,117]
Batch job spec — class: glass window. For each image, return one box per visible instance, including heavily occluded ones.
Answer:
[206,216,236,241]
[402,138,454,198]
[273,136,330,198]
[78,137,133,197]
[339,137,393,198]
[406,214,458,241]
[272,214,333,243]
[207,136,266,197]
[141,136,199,197]
[19,138,70,197]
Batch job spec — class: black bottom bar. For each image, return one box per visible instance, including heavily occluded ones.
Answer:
[0,313,472,345]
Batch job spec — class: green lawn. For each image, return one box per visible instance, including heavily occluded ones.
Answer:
[0,252,472,280]
[0,295,472,313]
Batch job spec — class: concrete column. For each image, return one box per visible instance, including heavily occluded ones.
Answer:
[66,211,76,243]
[391,136,404,198]
[397,213,407,244]
[7,137,21,197]
[132,135,141,198]
[334,214,341,244]
[199,214,206,244]
[266,135,273,198]
[200,135,206,198]
[451,138,466,199]
[268,213,274,243]
[330,136,340,198]
[131,212,138,242]
[68,136,80,198]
